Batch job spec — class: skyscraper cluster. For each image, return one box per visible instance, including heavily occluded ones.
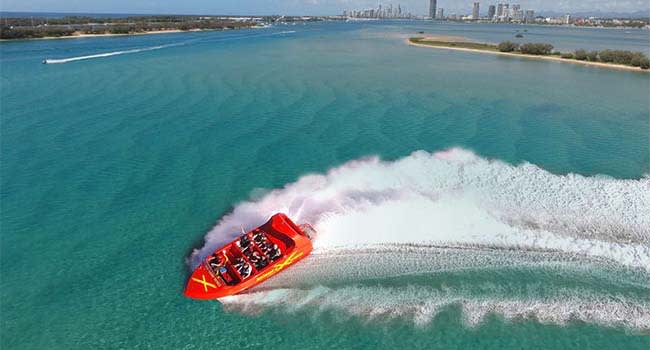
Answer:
[455,2,535,23]
[489,3,534,22]
[343,3,414,19]
[338,0,626,25]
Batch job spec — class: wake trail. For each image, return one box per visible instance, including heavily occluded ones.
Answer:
[190,148,650,270]
[189,148,650,329]
[43,29,297,64]
[222,286,650,330]
[43,42,185,64]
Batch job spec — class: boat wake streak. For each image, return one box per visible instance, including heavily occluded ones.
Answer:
[222,284,650,330]
[219,245,650,330]
[190,148,650,329]
[42,42,184,64]
[42,29,297,64]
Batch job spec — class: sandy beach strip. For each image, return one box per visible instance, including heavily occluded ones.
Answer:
[407,38,650,73]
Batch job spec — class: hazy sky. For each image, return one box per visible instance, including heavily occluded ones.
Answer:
[1,0,647,16]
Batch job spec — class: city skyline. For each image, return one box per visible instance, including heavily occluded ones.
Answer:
[1,0,648,16]
[344,3,416,19]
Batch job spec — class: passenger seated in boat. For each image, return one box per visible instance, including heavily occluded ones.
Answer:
[268,244,282,261]
[207,253,222,270]
[238,240,252,255]
[233,258,252,278]
[249,251,268,269]
[253,232,267,244]
[239,263,252,278]
[239,235,251,248]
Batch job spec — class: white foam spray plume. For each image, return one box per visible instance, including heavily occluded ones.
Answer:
[190,148,650,329]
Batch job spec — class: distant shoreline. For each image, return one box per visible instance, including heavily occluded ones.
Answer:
[0,27,259,42]
[407,36,650,73]
[0,15,275,41]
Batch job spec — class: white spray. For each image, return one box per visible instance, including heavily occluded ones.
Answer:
[190,148,650,329]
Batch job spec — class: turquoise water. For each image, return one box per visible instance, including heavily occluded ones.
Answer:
[1,21,649,349]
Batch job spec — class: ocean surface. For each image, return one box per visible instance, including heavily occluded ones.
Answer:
[1,21,649,349]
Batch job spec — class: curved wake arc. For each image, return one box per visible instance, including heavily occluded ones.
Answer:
[189,148,650,329]
[191,148,650,270]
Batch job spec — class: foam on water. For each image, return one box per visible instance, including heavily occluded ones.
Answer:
[220,286,650,330]
[191,148,649,268]
[190,148,650,328]
[220,246,650,330]
[43,30,297,64]
[43,42,184,64]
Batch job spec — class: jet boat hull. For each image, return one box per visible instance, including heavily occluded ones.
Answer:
[184,213,313,300]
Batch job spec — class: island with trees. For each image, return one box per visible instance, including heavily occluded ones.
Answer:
[409,36,650,71]
[0,15,328,40]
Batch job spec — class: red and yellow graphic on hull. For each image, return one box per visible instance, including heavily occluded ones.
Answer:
[184,213,314,300]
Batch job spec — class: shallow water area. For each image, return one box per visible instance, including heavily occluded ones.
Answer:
[1,20,649,349]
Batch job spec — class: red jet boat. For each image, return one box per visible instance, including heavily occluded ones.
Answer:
[184,213,315,300]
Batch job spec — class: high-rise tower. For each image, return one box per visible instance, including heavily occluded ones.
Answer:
[429,0,437,19]
[488,5,496,19]
[472,2,480,20]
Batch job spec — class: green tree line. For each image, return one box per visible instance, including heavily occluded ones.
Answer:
[0,16,258,39]
[497,41,650,69]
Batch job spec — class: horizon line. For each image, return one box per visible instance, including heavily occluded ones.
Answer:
[2,9,649,18]
[0,10,343,17]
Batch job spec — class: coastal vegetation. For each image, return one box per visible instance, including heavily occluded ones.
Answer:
[497,41,518,52]
[408,39,498,51]
[0,15,265,40]
[410,37,650,70]
[518,43,554,55]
